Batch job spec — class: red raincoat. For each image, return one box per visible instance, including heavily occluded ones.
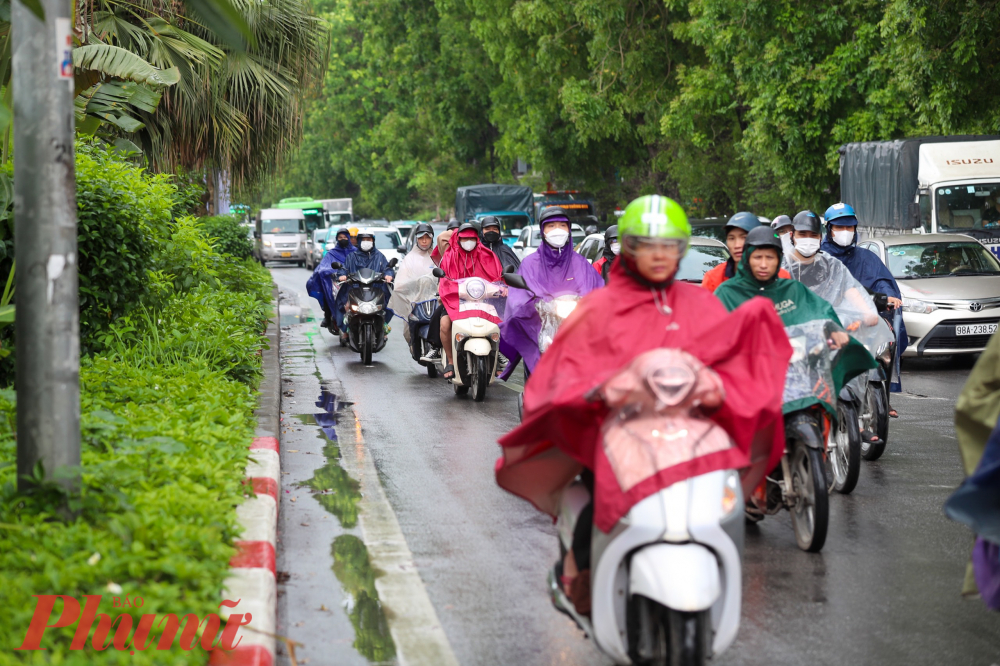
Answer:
[496,261,792,532]
[439,228,504,323]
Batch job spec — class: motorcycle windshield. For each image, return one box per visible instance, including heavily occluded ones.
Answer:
[599,349,734,493]
[391,273,439,319]
[456,278,508,319]
[535,295,581,354]
[783,320,838,415]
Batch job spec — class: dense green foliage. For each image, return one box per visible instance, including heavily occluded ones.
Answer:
[286,0,1000,218]
[199,215,254,261]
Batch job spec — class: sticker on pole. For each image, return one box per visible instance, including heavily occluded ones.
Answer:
[55,18,73,83]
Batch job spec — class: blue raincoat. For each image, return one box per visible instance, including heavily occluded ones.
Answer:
[335,246,396,324]
[306,228,357,318]
[822,230,908,391]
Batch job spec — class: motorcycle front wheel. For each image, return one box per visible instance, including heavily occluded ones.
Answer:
[828,400,861,494]
[628,598,709,666]
[361,324,373,365]
[790,444,829,553]
[471,353,489,402]
[861,381,889,460]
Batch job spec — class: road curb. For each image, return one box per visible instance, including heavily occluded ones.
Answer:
[211,288,281,666]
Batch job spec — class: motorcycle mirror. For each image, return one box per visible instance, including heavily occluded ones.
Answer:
[388,257,399,268]
[432,267,446,279]
[329,261,342,270]
[504,265,516,274]
[502,273,529,290]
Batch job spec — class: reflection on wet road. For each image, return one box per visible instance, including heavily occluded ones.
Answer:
[272,266,1000,666]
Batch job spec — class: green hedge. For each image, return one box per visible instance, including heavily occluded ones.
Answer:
[0,145,274,663]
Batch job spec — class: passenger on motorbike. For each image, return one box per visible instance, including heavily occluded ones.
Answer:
[335,231,395,338]
[481,216,520,272]
[496,196,791,615]
[822,202,907,412]
[431,223,504,380]
[498,207,604,381]
[591,225,618,284]
[431,218,461,266]
[389,224,438,344]
[701,211,791,292]
[306,227,357,332]
[771,214,794,257]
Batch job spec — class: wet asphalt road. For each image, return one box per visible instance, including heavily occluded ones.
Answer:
[270,265,1000,666]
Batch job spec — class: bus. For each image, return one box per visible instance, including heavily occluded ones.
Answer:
[275,197,326,234]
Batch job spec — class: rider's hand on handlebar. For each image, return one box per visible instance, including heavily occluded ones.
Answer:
[385,275,393,283]
[887,296,902,310]
[338,275,347,282]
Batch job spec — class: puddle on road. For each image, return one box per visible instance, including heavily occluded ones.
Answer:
[296,386,395,661]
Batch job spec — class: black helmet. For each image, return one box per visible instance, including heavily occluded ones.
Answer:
[457,222,478,235]
[447,218,460,230]
[414,222,434,238]
[744,226,782,252]
[792,210,822,234]
[604,225,618,243]
[771,215,793,232]
[335,227,351,238]
[585,225,598,236]
[539,206,569,226]
[480,215,501,231]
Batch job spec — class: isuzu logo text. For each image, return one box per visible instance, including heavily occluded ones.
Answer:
[944,158,995,165]
[14,595,251,654]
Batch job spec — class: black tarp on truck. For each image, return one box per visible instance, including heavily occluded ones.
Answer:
[455,184,534,222]
[839,135,1000,229]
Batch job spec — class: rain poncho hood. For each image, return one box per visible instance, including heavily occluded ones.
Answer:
[439,228,503,321]
[715,245,876,416]
[334,245,396,320]
[306,228,356,317]
[496,260,792,531]
[498,237,604,377]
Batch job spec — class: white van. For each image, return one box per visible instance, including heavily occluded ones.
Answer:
[255,208,307,266]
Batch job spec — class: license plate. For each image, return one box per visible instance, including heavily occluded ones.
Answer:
[956,323,998,336]
[280,252,292,258]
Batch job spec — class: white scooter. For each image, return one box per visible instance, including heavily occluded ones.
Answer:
[552,349,744,666]
[432,268,509,402]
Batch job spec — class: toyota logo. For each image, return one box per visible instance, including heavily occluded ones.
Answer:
[970,302,984,312]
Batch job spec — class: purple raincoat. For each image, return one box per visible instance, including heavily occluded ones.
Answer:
[499,236,604,378]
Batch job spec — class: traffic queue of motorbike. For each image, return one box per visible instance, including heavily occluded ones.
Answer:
[306,197,903,666]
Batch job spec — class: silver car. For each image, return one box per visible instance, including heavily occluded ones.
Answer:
[858,233,1000,356]
[575,232,731,283]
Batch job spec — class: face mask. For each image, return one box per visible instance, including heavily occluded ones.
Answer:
[794,237,820,257]
[337,238,349,248]
[780,234,795,256]
[610,241,620,256]
[483,231,501,243]
[832,229,855,247]
[460,239,477,252]
[545,228,570,248]
[360,240,374,252]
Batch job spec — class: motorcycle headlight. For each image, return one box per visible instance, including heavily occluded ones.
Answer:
[358,302,379,314]
[466,278,487,300]
[554,299,578,319]
[349,303,359,312]
[902,298,937,314]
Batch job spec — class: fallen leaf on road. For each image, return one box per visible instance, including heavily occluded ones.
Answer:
[290,497,297,502]
[288,449,299,453]
[319,604,328,611]
[301,523,310,527]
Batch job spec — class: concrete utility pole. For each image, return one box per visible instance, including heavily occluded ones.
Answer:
[13,0,81,492]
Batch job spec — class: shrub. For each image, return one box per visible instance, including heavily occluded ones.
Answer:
[75,142,174,345]
[200,214,253,260]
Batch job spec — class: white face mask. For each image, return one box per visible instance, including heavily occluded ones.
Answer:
[610,241,621,256]
[360,240,373,252]
[780,234,795,257]
[460,239,477,252]
[545,228,570,248]
[794,237,820,257]
[832,229,855,247]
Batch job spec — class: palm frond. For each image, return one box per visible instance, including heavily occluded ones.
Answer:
[74,43,180,86]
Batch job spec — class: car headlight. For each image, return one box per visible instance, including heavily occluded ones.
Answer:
[902,298,937,314]
[263,240,272,247]
[358,302,380,314]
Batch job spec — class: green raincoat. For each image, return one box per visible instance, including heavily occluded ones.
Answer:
[715,244,876,417]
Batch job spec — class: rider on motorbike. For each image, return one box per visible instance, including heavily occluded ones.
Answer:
[335,231,395,339]
[701,212,791,292]
[591,225,618,284]
[498,207,604,381]
[481,215,520,272]
[307,227,357,332]
[496,196,791,615]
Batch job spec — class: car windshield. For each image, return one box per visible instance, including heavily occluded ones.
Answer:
[312,229,329,243]
[936,183,1000,232]
[677,245,730,282]
[885,242,1000,278]
[373,231,400,250]
[264,218,303,234]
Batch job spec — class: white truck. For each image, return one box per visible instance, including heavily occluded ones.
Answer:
[839,136,1000,258]
[318,198,353,228]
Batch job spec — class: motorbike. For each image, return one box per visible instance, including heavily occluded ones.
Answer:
[397,273,443,377]
[553,348,744,666]
[330,258,397,365]
[501,271,581,421]
[858,311,899,461]
[750,319,845,552]
[432,267,509,402]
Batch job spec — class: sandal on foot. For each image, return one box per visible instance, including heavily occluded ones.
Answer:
[861,429,884,445]
[442,364,455,380]
[888,408,899,418]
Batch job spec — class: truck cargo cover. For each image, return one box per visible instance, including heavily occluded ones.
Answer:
[839,135,1000,229]
[455,184,534,223]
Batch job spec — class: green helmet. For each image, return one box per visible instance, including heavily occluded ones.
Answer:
[618,195,691,241]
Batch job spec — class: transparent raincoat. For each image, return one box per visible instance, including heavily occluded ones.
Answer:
[391,273,440,343]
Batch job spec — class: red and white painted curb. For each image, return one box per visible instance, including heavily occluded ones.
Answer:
[210,436,280,665]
